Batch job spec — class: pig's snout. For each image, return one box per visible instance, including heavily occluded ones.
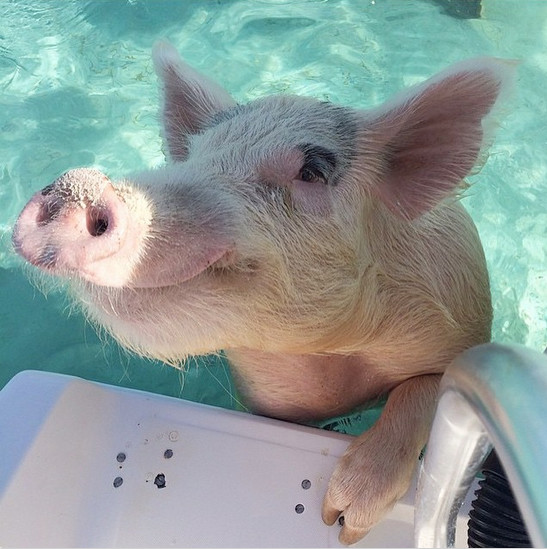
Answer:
[13,168,145,287]
[41,197,111,239]
[36,182,110,238]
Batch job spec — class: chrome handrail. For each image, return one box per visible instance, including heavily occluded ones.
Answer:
[414,343,547,548]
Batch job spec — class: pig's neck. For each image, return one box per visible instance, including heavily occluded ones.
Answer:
[224,349,402,423]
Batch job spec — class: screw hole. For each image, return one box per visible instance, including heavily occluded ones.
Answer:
[154,473,166,489]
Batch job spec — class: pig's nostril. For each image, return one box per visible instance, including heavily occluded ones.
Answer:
[37,200,62,225]
[87,207,109,237]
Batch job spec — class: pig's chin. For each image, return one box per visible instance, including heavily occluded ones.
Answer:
[74,254,248,362]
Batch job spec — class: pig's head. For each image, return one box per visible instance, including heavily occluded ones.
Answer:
[12,43,514,363]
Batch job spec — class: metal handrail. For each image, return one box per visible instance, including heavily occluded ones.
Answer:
[414,343,547,548]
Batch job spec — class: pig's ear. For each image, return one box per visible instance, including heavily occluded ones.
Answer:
[358,58,517,220]
[153,41,237,161]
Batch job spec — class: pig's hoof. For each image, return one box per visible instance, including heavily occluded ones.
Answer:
[321,430,415,544]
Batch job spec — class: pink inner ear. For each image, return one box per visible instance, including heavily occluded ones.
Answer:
[371,64,507,220]
[161,68,213,161]
[153,42,236,162]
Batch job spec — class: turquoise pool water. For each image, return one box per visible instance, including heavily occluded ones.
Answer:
[1,0,546,434]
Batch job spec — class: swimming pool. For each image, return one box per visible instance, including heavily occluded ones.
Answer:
[1,0,545,434]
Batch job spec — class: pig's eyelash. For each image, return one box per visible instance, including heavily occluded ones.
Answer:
[297,143,337,185]
[298,165,326,185]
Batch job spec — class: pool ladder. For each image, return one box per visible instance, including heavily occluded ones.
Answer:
[414,343,547,548]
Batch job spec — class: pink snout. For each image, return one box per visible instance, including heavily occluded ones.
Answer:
[13,168,142,287]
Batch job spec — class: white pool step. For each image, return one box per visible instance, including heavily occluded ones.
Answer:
[0,370,472,547]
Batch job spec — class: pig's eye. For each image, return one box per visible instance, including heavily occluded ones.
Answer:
[298,166,326,185]
[296,143,336,185]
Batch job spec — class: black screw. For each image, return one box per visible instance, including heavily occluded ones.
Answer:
[164,449,173,459]
[301,479,311,490]
[338,516,345,526]
[295,504,305,514]
[154,473,166,489]
[113,477,123,488]
[116,452,126,463]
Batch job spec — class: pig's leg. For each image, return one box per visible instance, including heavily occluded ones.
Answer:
[322,374,441,545]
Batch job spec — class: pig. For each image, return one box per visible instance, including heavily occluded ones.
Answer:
[12,42,515,544]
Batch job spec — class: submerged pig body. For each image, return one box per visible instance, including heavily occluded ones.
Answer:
[13,42,514,543]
